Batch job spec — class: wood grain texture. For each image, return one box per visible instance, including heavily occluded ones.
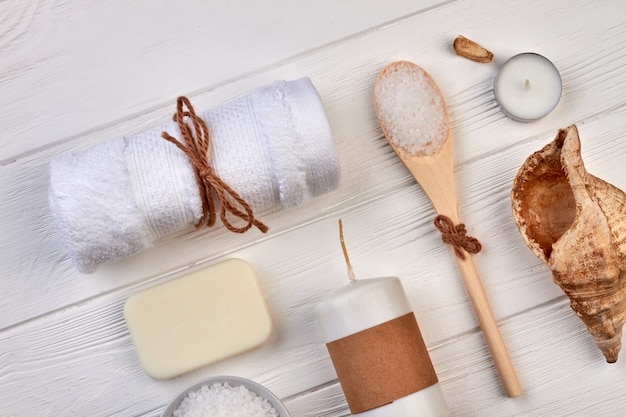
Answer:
[0,0,446,161]
[2,0,626,415]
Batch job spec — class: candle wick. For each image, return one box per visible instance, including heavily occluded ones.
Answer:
[338,219,356,282]
[524,79,530,90]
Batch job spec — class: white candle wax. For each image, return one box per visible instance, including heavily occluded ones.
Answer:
[315,277,450,417]
[494,53,562,122]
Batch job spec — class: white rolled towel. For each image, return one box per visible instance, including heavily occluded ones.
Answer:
[49,78,341,273]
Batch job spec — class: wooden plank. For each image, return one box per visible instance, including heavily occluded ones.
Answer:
[0,0,448,161]
[2,278,621,416]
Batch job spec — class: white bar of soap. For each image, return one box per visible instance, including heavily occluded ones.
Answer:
[124,259,273,379]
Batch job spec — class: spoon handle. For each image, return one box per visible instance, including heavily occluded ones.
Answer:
[400,139,522,397]
[401,139,459,221]
[454,252,523,397]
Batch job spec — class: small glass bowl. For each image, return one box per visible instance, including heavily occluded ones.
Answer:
[161,375,291,417]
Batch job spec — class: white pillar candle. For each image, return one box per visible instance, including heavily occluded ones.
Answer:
[494,52,562,122]
[315,277,450,416]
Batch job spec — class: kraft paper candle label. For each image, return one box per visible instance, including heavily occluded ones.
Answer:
[325,312,438,413]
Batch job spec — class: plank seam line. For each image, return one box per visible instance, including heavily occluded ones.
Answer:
[1,0,458,167]
[427,294,569,352]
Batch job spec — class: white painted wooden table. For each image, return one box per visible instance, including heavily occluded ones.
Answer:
[2,0,626,415]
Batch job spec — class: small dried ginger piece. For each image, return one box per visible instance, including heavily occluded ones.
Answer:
[453,35,493,63]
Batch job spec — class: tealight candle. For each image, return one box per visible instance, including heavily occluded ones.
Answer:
[494,52,562,122]
[315,276,450,416]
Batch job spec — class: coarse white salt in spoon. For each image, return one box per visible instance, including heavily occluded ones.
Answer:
[374,61,450,157]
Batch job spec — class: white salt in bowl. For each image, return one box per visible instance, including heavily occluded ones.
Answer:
[161,375,291,417]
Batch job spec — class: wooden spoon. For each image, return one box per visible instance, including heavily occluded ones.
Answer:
[374,60,522,398]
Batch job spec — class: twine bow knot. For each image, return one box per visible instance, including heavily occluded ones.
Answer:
[161,96,268,234]
[433,215,481,259]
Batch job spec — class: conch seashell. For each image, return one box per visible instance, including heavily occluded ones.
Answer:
[511,125,626,363]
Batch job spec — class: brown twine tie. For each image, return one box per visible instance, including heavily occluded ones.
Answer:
[161,96,268,234]
[433,215,481,260]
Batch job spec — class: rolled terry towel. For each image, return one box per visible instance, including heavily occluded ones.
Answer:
[49,78,340,273]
